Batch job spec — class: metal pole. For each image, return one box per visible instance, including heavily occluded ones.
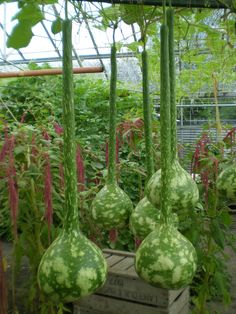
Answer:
[3,3,7,59]
[0,66,103,78]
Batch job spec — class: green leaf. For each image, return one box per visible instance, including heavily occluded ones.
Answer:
[220,210,233,226]
[210,219,225,249]
[14,145,25,155]
[214,271,231,305]
[12,3,44,26]
[91,161,104,170]
[7,22,33,49]
[120,4,158,27]
[101,5,121,24]
[51,17,62,34]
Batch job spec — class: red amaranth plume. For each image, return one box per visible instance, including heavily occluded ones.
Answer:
[7,136,18,239]
[191,133,219,206]
[116,118,144,150]
[43,153,53,243]
[0,241,8,314]
[109,229,118,244]
[20,111,27,123]
[42,130,50,141]
[54,122,64,136]
[76,145,85,192]
[31,135,38,158]
[223,127,236,154]
[0,130,10,163]
[135,238,142,248]
[191,133,210,177]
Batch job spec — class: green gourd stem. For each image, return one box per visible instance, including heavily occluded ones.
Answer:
[163,0,166,23]
[62,19,78,231]
[167,8,177,161]
[142,45,154,180]
[160,23,172,224]
[107,32,117,185]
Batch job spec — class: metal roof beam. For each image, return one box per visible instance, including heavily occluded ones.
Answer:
[0,52,136,67]
[78,0,233,9]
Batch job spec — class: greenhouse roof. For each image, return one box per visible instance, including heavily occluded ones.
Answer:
[0,0,235,91]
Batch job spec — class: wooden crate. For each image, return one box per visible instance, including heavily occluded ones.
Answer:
[74,249,189,314]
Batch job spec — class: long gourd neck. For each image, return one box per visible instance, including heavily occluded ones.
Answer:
[167,7,177,161]
[160,22,172,224]
[107,41,117,185]
[142,45,154,180]
[62,19,79,231]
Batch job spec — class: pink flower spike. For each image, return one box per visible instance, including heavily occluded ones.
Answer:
[54,123,63,136]
[135,238,142,248]
[109,229,118,243]
[42,130,50,141]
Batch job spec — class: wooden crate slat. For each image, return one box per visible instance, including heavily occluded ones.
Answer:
[105,255,126,267]
[77,294,170,314]
[169,288,189,314]
[110,257,134,272]
[109,263,138,278]
[97,273,181,307]
[76,288,189,314]
[177,301,189,314]
[103,253,112,259]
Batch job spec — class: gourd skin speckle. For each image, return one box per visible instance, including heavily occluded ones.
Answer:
[38,229,107,302]
[91,183,133,229]
[146,159,199,212]
[135,224,197,289]
[216,164,236,202]
[130,197,178,240]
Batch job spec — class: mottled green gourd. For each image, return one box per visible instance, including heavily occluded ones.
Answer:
[130,197,178,240]
[37,19,107,302]
[91,36,133,229]
[216,163,236,202]
[129,43,178,239]
[146,7,199,213]
[135,9,197,289]
[135,224,197,289]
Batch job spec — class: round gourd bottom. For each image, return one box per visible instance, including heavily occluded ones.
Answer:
[91,183,133,229]
[135,224,197,290]
[38,230,107,302]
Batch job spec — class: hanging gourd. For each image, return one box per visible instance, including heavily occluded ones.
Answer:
[128,17,178,240]
[37,15,107,302]
[91,23,133,230]
[135,6,197,289]
[216,163,236,202]
[145,5,199,213]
